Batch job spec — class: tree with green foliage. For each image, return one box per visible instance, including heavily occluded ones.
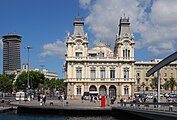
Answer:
[43,78,64,96]
[0,74,15,97]
[15,71,45,91]
[150,77,158,89]
[141,82,146,92]
[164,77,177,93]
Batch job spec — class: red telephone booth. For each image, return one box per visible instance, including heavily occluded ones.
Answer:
[101,96,105,107]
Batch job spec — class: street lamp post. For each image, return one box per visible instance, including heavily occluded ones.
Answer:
[24,45,32,89]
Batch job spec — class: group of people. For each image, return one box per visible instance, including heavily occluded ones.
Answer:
[120,98,127,107]
[90,95,98,103]
[58,94,64,102]
[38,94,46,105]
[81,95,117,105]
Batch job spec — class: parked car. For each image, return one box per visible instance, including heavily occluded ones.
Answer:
[83,92,90,100]
[134,92,144,98]
[169,93,177,98]
[146,93,154,99]
[164,93,170,98]
[154,93,164,97]
[16,92,26,101]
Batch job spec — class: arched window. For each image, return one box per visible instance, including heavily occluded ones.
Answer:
[89,85,97,91]
[99,85,107,95]
[123,48,130,58]
[109,85,116,98]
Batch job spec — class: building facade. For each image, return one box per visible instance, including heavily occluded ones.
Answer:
[134,59,177,92]
[22,64,58,80]
[64,17,135,99]
[64,17,177,99]
[2,34,21,74]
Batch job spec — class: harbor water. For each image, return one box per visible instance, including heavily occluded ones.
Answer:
[0,111,117,120]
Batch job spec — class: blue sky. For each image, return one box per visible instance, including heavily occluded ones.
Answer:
[1,0,177,78]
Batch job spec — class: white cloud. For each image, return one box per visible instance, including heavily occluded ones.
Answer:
[79,0,91,9]
[40,40,66,59]
[80,0,177,55]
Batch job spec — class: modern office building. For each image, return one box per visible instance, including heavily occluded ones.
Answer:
[2,34,21,74]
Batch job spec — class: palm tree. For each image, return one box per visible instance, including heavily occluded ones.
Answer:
[141,82,146,93]
[164,77,177,93]
[150,77,158,90]
[163,81,169,90]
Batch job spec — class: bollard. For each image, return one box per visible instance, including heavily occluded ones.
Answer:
[101,96,105,107]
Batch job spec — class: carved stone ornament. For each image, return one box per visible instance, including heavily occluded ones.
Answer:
[75,39,83,45]
[75,45,83,50]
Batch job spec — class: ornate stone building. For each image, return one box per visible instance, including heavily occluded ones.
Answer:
[64,17,177,99]
[64,16,135,99]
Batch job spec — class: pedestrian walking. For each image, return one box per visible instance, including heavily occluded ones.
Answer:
[123,98,127,107]
[38,94,40,102]
[153,97,157,108]
[81,96,84,103]
[169,99,173,112]
[40,94,43,106]
[43,94,46,105]
[90,95,93,102]
[120,98,123,107]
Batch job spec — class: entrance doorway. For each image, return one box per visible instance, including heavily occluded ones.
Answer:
[99,85,107,95]
[109,85,116,98]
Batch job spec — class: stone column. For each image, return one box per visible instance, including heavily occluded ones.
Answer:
[106,85,109,96]
[118,83,122,99]
[131,83,134,97]
[84,83,88,92]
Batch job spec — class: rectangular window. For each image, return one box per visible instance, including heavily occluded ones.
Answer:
[137,79,140,84]
[124,68,129,79]
[89,53,97,57]
[75,52,82,57]
[77,86,81,95]
[90,69,96,80]
[100,69,105,79]
[137,73,140,77]
[124,87,129,95]
[76,68,82,79]
[110,69,115,79]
